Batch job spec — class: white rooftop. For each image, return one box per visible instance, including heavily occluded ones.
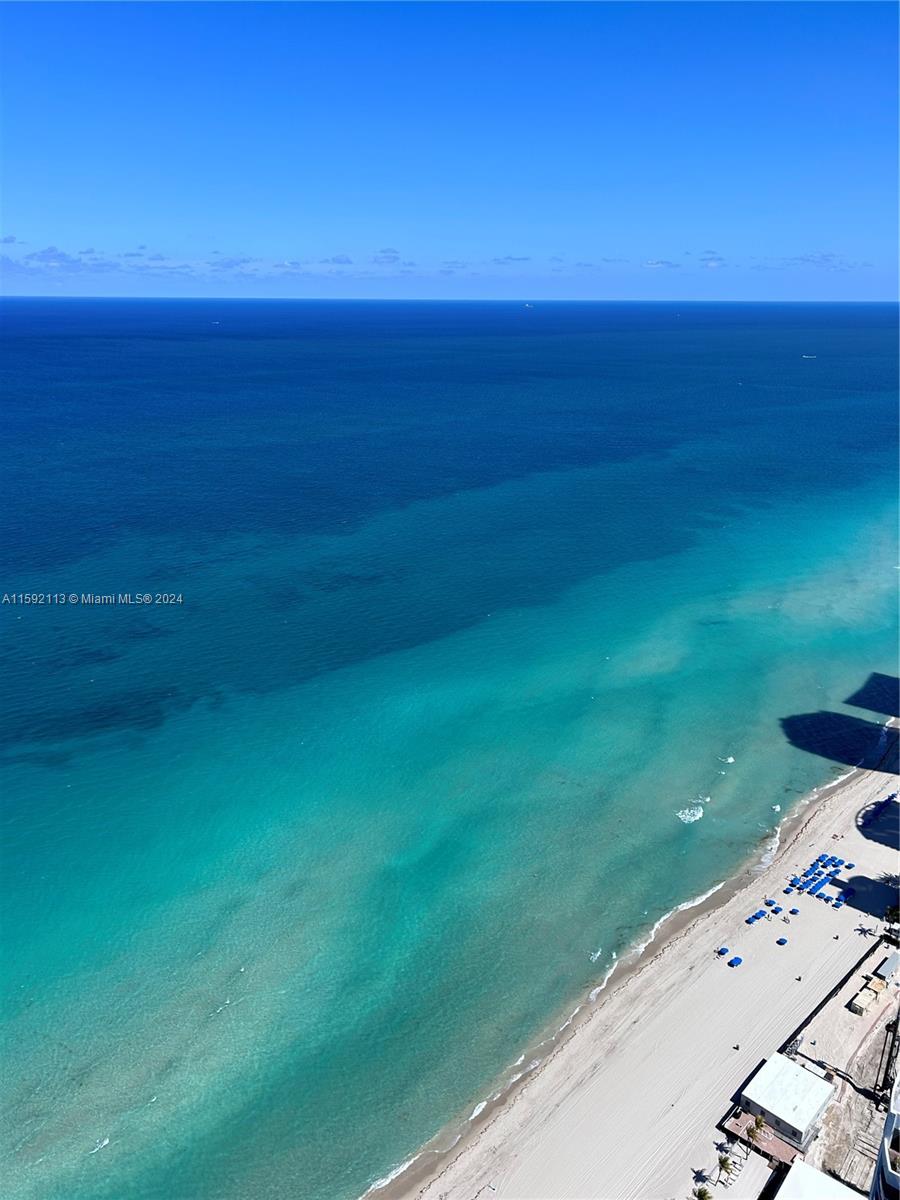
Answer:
[776,1159,863,1200]
[875,951,900,980]
[741,1053,834,1133]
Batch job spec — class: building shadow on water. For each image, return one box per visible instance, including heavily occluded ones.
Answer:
[780,711,899,773]
[844,672,900,720]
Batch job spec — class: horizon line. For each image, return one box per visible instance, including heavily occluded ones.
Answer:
[1,294,897,305]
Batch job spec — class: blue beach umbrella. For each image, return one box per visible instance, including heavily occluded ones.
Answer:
[789,908,799,915]
[776,938,788,946]
[718,947,729,956]
[728,957,743,967]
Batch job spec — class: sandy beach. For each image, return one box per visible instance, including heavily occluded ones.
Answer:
[385,736,899,1200]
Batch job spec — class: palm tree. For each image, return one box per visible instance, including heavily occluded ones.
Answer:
[693,1187,713,1200]
[745,1124,758,1158]
[753,1113,765,1132]
[717,1153,733,1184]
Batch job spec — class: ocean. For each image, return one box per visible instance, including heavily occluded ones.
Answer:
[1,299,897,1200]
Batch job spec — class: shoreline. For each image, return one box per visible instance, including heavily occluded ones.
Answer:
[370,737,896,1200]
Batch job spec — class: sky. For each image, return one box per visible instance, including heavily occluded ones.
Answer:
[1,1,897,300]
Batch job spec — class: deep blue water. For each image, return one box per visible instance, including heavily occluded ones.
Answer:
[1,300,897,1200]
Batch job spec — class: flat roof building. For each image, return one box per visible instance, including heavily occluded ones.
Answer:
[778,1160,866,1200]
[740,1053,835,1152]
[874,952,900,983]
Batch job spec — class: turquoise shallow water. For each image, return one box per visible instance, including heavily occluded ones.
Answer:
[0,301,897,1199]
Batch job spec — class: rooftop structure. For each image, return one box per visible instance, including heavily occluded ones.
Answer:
[740,1053,835,1151]
[875,953,900,983]
[778,1159,867,1200]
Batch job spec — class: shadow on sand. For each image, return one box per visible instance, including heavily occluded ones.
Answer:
[834,871,898,921]
[855,794,900,852]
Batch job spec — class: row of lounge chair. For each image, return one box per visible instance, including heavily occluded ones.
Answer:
[745,901,784,924]
[782,850,857,909]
